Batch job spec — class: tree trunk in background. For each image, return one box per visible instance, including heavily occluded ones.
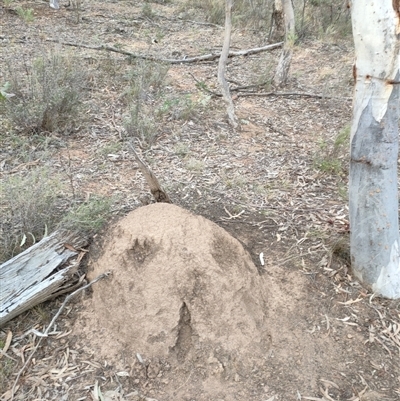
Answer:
[349,1,400,298]
[268,0,284,42]
[273,0,295,87]
[218,0,238,128]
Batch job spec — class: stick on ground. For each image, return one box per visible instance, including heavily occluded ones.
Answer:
[129,142,171,203]
[10,272,110,400]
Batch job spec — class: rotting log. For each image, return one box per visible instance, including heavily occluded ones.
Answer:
[0,230,88,327]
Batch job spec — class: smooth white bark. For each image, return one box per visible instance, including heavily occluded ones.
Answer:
[349,1,400,298]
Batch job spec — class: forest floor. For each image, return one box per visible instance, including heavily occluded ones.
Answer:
[1,0,400,400]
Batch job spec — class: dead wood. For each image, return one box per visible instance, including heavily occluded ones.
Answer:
[10,272,110,401]
[218,0,238,128]
[0,230,88,328]
[189,75,352,100]
[236,91,353,100]
[129,142,171,203]
[45,39,282,64]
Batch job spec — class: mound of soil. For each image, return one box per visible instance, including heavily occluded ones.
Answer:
[73,203,355,400]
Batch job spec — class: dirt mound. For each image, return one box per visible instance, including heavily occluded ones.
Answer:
[74,204,271,395]
[73,204,353,400]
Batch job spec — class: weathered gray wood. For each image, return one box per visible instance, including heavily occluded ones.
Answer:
[0,231,87,327]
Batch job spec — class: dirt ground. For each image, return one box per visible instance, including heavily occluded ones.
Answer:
[1,0,400,400]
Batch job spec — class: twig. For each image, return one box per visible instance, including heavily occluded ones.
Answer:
[45,39,282,64]
[236,91,352,100]
[188,72,220,96]
[10,272,110,400]
[128,141,171,203]
[191,78,351,100]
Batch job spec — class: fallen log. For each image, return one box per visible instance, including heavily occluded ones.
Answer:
[0,230,88,328]
[45,39,283,64]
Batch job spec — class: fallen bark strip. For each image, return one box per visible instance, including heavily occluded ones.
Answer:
[45,39,283,64]
[0,230,88,328]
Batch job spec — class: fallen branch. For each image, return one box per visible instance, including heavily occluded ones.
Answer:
[129,142,171,203]
[193,82,352,100]
[10,272,110,400]
[45,39,282,64]
[236,91,353,100]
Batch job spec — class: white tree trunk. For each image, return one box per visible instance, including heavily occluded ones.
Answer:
[273,0,295,87]
[218,0,238,128]
[268,0,284,42]
[349,1,400,298]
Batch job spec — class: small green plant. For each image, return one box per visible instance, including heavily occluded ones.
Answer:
[337,182,348,201]
[313,125,350,174]
[0,358,15,394]
[141,3,154,18]
[0,82,13,101]
[158,93,210,121]
[174,143,190,157]
[123,60,169,103]
[124,60,169,147]
[61,196,112,236]
[31,304,51,323]
[98,141,123,157]
[186,157,204,172]
[1,52,88,135]
[16,6,35,22]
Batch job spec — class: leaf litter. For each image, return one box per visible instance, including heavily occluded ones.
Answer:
[0,0,400,400]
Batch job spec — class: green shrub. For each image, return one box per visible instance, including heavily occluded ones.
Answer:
[1,52,88,135]
[295,0,351,40]
[123,60,169,147]
[0,167,112,263]
[313,125,350,174]
[60,196,112,237]
[16,6,35,23]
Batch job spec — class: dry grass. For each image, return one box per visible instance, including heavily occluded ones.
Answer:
[0,167,66,262]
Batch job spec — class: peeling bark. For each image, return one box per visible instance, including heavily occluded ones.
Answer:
[349,1,400,298]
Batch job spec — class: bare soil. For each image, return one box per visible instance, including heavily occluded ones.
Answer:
[1,1,400,401]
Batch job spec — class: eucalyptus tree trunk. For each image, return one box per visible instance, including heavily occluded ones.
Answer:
[273,0,295,87]
[349,1,400,298]
[218,0,238,128]
[268,0,284,42]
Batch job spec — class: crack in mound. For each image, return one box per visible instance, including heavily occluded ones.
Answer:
[171,302,193,363]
